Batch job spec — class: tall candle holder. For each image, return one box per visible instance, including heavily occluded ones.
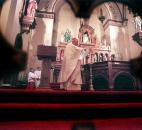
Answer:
[90,64,94,90]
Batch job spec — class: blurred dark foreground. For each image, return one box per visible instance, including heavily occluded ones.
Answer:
[129,53,142,81]
[0,33,27,79]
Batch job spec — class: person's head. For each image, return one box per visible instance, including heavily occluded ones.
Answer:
[30,68,34,72]
[72,38,79,46]
[37,67,41,70]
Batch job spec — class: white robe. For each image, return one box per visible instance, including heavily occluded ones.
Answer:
[58,42,83,90]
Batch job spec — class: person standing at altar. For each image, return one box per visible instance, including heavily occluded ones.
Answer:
[27,68,36,89]
[58,38,84,90]
[34,67,41,88]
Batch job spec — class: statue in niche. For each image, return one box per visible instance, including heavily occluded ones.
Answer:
[134,16,142,32]
[94,53,99,62]
[83,32,90,43]
[99,53,104,62]
[64,29,71,43]
[26,0,37,18]
[104,53,109,61]
[111,54,115,61]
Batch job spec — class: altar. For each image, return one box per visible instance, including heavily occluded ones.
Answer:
[50,61,141,90]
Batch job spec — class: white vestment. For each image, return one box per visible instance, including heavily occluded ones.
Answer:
[28,72,36,83]
[58,42,84,90]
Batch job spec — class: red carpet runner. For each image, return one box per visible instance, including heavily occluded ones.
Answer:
[0,89,142,129]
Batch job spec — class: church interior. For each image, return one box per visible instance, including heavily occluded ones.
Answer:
[0,0,142,129]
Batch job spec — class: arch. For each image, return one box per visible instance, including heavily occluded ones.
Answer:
[38,0,61,12]
[114,72,135,90]
[52,2,79,46]
[106,2,123,21]
[37,0,135,46]
[93,75,109,90]
[104,3,113,20]
[96,2,123,21]
[40,0,65,13]
[87,0,141,18]
[44,0,125,20]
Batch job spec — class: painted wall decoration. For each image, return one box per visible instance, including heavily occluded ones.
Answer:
[60,29,72,43]
[64,29,72,43]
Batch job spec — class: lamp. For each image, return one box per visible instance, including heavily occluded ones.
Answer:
[98,8,105,23]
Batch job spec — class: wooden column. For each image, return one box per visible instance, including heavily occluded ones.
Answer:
[37,45,57,88]
[40,59,51,87]
[108,61,113,89]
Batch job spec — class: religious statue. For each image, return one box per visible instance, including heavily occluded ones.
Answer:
[83,32,90,43]
[99,53,104,62]
[111,54,115,61]
[20,0,38,32]
[79,24,96,44]
[134,16,142,32]
[94,53,99,62]
[26,0,37,18]
[104,53,109,61]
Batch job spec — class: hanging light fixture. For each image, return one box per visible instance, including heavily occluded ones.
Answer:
[98,8,105,23]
